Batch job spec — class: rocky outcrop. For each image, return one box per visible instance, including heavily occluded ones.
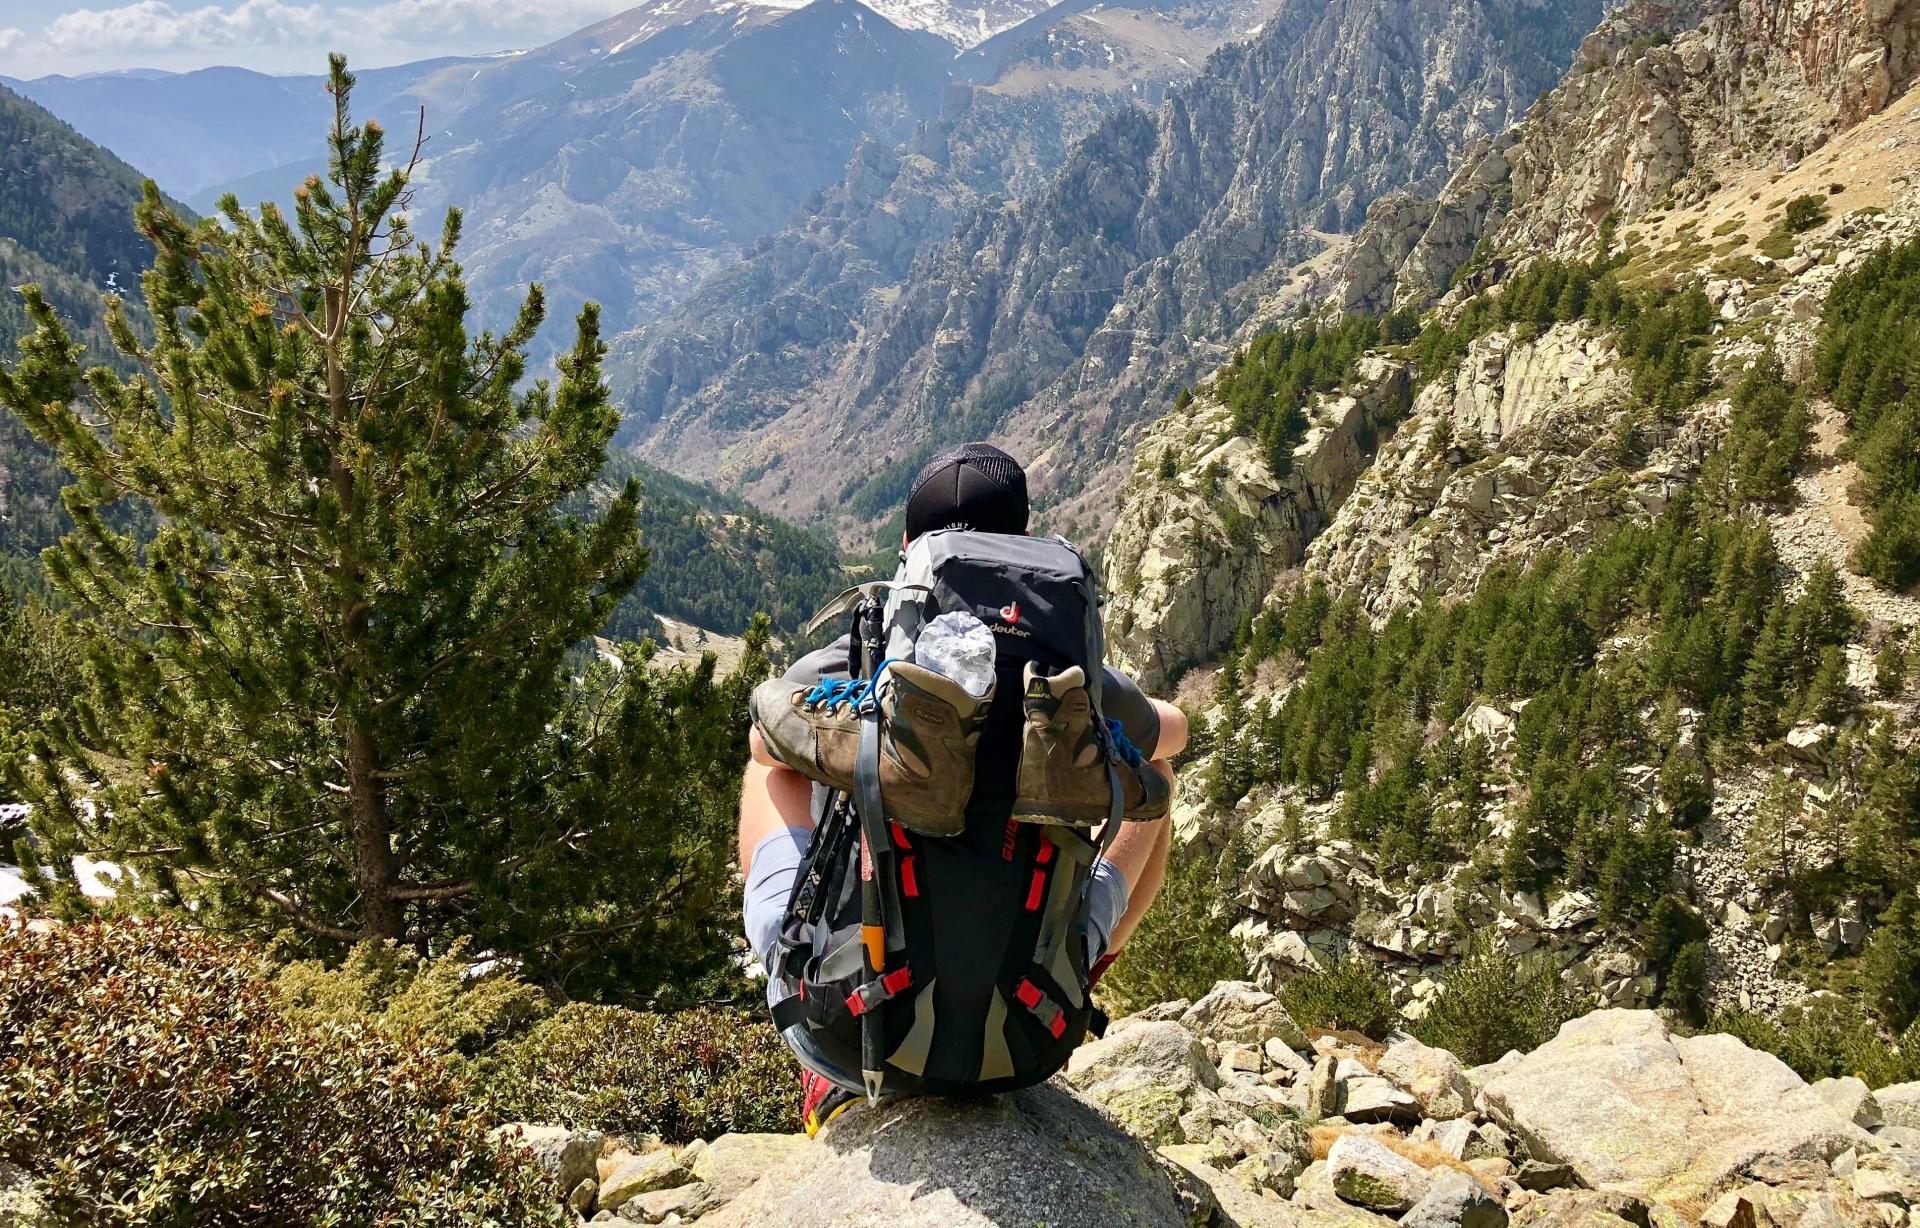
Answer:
[1301,322,1710,617]
[1478,1011,1871,1204]
[1104,357,1413,690]
[1236,839,1660,1017]
[493,993,1920,1228]
[1338,0,1920,313]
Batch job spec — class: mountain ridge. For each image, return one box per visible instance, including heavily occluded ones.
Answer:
[614,0,1608,548]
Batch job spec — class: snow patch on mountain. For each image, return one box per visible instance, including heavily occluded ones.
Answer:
[859,0,1053,48]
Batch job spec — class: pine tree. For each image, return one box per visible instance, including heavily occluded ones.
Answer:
[1861,893,1920,1032]
[1797,644,1851,724]
[0,60,759,989]
[1747,772,1807,887]
[1847,719,1920,894]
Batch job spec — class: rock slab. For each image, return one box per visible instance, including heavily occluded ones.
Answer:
[1477,1011,1865,1204]
[699,1085,1195,1227]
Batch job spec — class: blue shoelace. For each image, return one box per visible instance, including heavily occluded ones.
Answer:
[1107,718,1146,768]
[805,659,901,712]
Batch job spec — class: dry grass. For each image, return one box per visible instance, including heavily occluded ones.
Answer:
[1309,1124,1500,1194]
[1306,1027,1386,1068]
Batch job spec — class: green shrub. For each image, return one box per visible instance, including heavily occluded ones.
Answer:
[1710,997,1920,1088]
[1784,195,1831,233]
[1706,1008,1788,1055]
[1100,832,1253,1016]
[491,1004,793,1144]
[1411,940,1580,1063]
[0,920,562,1227]
[1776,996,1913,1085]
[1279,954,1397,1039]
[274,938,550,1060]
[1663,942,1707,1025]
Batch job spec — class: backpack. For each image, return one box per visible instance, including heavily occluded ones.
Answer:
[767,530,1136,1099]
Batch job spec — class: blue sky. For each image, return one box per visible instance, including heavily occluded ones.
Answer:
[0,0,640,79]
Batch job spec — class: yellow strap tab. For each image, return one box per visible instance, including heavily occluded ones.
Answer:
[862,925,885,973]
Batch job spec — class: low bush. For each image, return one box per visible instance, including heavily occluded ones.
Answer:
[0,920,563,1227]
[1279,954,1397,1039]
[490,1003,794,1144]
[274,938,550,1060]
[1411,941,1580,1064]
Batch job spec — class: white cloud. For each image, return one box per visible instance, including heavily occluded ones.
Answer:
[34,0,636,59]
[42,0,334,53]
[2,0,659,76]
[360,0,634,41]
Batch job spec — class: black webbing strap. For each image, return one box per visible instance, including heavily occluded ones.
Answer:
[854,625,892,1101]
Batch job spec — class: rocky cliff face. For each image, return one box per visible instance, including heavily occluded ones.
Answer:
[1105,357,1412,692]
[1339,0,1920,316]
[1099,0,1920,1024]
[617,0,1605,545]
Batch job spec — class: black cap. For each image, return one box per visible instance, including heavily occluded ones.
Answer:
[904,443,1029,541]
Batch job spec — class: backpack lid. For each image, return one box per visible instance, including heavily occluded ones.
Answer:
[884,530,1106,708]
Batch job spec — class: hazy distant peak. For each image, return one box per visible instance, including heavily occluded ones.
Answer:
[581,0,1054,50]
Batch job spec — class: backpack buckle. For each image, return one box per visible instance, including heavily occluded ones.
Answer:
[845,966,914,1017]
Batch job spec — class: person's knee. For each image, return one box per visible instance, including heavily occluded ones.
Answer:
[1150,700,1189,761]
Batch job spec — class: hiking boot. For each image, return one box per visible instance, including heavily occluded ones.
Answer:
[1014,664,1171,825]
[801,1071,860,1139]
[749,661,991,837]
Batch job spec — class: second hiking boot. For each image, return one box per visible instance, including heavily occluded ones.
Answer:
[1014,664,1171,825]
[749,661,991,837]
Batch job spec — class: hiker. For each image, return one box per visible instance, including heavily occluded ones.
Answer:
[738,443,1188,1135]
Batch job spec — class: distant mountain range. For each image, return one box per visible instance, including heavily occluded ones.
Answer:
[0,83,180,559]
[4,0,1074,350]
[608,0,1291,521]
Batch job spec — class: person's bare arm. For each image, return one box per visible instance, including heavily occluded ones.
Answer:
[738,729,817,873]
[1101,697,1189,952]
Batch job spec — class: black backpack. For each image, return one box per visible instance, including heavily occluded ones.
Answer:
[767,530,1137,1099]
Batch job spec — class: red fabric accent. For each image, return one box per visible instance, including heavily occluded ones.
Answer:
[900,856,920,898]
[1036,840,1055,866]
[798,981,808,1000]
[1015,979,1042,1010]
[1024,869,1046,911]
[882,967,914,994]
[1088,953,1118,987]
[1048,1012,1068,1040]
[1000,818,1020,862]
[801,1071,837,1120]
[889,822,912,848]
